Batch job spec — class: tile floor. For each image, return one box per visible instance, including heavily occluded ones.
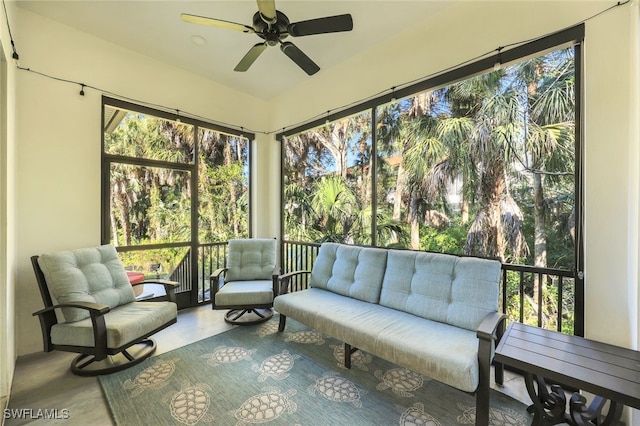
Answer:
[5,305,532,425]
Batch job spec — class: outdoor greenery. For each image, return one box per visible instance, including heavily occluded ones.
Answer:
[103,109,249,276]
[283,47,577,333]
[100,47,578,333]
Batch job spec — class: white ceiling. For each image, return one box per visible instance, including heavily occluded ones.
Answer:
[16,1,455,100]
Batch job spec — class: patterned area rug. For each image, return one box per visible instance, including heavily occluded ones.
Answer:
[99,315,532,425]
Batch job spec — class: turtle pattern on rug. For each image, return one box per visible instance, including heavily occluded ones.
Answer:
[100,316,532,426]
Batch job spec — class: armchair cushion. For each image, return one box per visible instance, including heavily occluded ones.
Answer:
[215,280,273,306]
[50,301,177,348]
[37,244,135,322]
[225,238,277,282]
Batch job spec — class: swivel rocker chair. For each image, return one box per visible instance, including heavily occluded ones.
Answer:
[210,238,279,325]
[31,244,179,376]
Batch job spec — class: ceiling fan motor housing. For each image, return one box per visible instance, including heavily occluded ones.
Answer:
[253,10,289,46]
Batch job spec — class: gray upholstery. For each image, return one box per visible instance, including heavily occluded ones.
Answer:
[214,238,277,312]
[225,238,277,282]
[275,242,502,395]
[31,244,179,376]
[50,301,177,348]
[274,288,479,392]
[380,250,501,331]
[215,280,274,306]
[309,243,388,303]
[38,245,136,322]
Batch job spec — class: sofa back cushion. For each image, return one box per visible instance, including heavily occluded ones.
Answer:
[310,243,388,303]
[226,238,277,282]
[37,244,136,323]
[379,250,501,331]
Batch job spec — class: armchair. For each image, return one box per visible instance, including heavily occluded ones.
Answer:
[31,244,179,376]
[210,238,279,325]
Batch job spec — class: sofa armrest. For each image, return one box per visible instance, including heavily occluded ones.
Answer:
[277,270,311,295]
[477,311,507,387]
[477,311,507,342]
[475,311,507,424]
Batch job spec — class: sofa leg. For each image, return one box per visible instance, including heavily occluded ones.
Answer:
[344,343,359,369]
[344,343,351,369]
[278,314,287,332]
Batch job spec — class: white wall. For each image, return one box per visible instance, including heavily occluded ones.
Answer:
[0,0,18,412]
[582,1,639,347]
[13,7,269,356]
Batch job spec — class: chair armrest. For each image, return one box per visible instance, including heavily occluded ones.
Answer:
[210,267,228,280]
[140,279,180,303]
[271,265,281,279]
[209,267,229,298]
[32,301,111,355]
[33,301,111,317]
[277,270,311,295]
[271,265,282,296]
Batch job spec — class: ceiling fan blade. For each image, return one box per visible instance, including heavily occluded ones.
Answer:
[280,41,320,76]
[256,0,277,23]
[288,14,353,37]
[234,43,267,72]
[180,13,254,33]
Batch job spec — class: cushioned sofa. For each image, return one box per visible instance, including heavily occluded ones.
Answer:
[274,242,506,426]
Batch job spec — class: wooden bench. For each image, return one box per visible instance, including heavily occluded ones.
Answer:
[494,322,640,425]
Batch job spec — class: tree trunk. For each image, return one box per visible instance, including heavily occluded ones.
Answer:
[110,203,119,246]
[532,172,547,322]
[224,141,239,236]
[461,196,469,225]
[466,160,506,260]
[409,193,420,250]
[115,189,132,246]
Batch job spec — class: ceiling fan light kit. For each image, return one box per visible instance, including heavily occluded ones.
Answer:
[181,0,353,76]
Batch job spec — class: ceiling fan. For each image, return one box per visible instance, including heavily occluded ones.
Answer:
[181,0,353,76]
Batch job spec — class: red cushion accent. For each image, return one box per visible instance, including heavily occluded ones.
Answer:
[126,271,145,285]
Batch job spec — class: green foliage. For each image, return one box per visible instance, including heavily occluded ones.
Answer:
[106,110,249,249]
[420,224,467,254]
[283,47,578,333]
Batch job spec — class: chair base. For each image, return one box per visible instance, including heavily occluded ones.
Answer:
[70,339,157,376]
[224,308,273,325]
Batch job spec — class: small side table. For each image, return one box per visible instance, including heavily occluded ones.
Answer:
[494,322,640,425]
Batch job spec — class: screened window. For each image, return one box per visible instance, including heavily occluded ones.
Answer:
[283,47,576,270]
[281,26,584,334]
[102,98,251,306]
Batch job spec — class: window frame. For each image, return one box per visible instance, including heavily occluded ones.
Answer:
[277,24,585,335]
[100,96,254,307]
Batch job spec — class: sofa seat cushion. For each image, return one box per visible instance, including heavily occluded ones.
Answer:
[50,301,177,349]
[274,288,480,392]
[215,280,273,306]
